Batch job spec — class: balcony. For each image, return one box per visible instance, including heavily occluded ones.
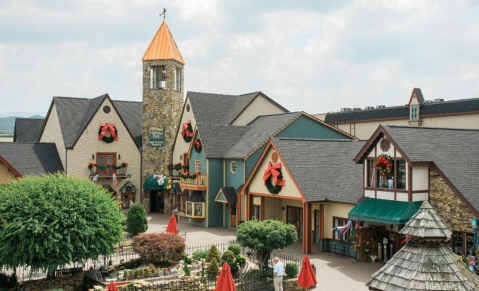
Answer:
[180,174,208,191]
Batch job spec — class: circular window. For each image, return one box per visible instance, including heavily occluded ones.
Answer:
[230,161,237,174]
[271,151,278,163]
[380,138,391,152]
[103,106,111,113]
[186,104,191,112]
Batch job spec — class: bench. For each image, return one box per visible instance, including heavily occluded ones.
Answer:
[328,240,349,258]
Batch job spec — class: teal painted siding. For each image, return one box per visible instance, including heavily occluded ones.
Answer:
[276,115,350,140]
[224,204,230,227]
[208,159,224,227]
[189,133,206,173]
[188,190,207,227]
[225,160,244,189]
[245,144,266,178]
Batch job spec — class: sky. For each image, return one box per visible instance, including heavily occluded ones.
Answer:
[1,0,479,115]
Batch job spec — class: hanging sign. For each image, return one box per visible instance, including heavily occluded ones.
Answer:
[149,127,165,147]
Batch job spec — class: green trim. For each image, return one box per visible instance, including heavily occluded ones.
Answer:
[348,198,422,225]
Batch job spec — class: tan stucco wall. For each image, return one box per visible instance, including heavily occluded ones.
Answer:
[172,97,196,166]
[67,98,141,204]
[336,119,410,140]
[314,113,326,121]
[231,95,287,126]
[422,113,479,129]
[39,104,67,167]
[0,163,16,184]
[249,147,302,199]
[322,202,354,239]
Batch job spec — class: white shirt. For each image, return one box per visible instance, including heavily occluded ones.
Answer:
[274,261,284,276]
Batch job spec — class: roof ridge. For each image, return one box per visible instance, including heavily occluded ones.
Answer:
[246,112,300,126]
[188,91,239,97]
[386,125,479,132]
[238,91,260,96]
[53,96,90,100]
[15,117,44,120]
[274,137,354,142]
[112,100,142,103]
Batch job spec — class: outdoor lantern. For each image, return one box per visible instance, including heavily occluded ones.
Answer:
[92,154,95,160]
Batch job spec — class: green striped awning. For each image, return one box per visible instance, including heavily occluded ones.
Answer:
[143,176,162,190]
[349,198,423,225]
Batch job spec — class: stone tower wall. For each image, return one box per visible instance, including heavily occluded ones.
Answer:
[142,59,184,212]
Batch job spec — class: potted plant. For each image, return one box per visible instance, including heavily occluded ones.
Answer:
[370,255,377,263]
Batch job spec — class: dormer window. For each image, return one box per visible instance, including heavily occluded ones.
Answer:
[410,105,419,121]
[150,66,165,90]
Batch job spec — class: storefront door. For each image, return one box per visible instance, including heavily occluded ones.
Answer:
[230,211,236,228]
[314,209,320,243]
[287,206,303,239]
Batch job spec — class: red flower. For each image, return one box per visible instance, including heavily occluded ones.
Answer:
[195,171,199,175]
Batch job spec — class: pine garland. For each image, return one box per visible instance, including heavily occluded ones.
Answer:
[88,162,128,170]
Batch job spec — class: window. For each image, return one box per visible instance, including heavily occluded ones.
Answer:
[183,152,189,168]
[253,205,261,221]
[230,161,237,174]
[366,158,406,190]
[122,193,135,209]
[195,161,201,173]
[333,217,353,241]
[410,105,419,121]
[175,68,181,91]
[150,66,165,90]
[186,201,205,218]
[96,153,116,174]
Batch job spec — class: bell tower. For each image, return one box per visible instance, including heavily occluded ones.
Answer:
[142,14,184,212]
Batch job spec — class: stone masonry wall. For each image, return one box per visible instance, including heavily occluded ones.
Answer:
[142,59,183,213]
[429,168,475,233]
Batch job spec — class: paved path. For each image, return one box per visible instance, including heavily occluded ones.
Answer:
[147,213,381,291]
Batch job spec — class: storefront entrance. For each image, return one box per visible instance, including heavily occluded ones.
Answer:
[150,190,164,213]
[287,206,303,239]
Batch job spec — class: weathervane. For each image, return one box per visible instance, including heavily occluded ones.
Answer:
[160,8,167,19]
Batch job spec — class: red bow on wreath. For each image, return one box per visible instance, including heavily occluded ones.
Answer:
[263,162,285,186]
[98,123,118,141]
[181,120,194,138]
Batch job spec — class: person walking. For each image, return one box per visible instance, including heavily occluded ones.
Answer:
[273,256,284,291]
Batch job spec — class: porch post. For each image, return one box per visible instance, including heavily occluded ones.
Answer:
[302,202,312,254]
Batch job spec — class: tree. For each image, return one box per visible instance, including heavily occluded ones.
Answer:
[205,245,221,263]
[207,257,220,276]
[126,203,148,236]
[0,174,123,277]
[133,232,185,263]
[236,219,297,269]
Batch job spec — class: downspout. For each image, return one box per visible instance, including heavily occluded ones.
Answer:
[65,149,68,174]
[140,147,143,204]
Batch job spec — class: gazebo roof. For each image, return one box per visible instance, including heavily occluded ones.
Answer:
[399,201,452,240]
[367,201,479,291]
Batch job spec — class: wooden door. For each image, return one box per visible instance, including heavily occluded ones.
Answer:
[287,207,303,238]
[313,209,320,243]
[230,209,237,228]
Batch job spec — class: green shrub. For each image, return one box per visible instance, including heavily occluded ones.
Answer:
[138,268,145,278]
[127,203,148,236]
[133,232,185,264]
[0,273,17,289]
[0,174,123,276]
[221,250,235,263]
[285,263,299,278]
[108,259,113,266]
[183,263,191,276]
[133,269,138,278]
[228,244,241,256]
[206,245,221,263]
[193,249,209,260]
[144,268,150,277]
[227,261,239,275]
[235,255,246,267]
[207,257,220,276]
[184,254,193,264]
[125,283,135,291]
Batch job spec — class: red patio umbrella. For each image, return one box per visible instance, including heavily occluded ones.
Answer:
[297,256,317,290]
[215,262,236,291]
[166,214,178,234]
[107,282,118,291]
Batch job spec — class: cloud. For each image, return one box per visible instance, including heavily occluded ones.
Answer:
[1,0,479,114]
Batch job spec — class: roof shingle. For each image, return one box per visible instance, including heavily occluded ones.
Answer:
[0,143,64,176]
[14,118,44,142]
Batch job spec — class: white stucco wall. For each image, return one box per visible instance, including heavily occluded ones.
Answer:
[231,95,286,126]
[39,104,67,167]
[412,167,428,191]
[67,98,141,203]
[249,147,302,200]
[172,97,196,166]
[0,163,16,184]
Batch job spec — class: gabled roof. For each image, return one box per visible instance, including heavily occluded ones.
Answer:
[0,143,64,177]
[355,125,479,217]
[399,201,452,240]
[194,125,249,159]
[41,95,142,149]
[187,91,288,126]
[269,138,366,203]
[142,20,185,64]
[14,118,44,142]
[408,88,425,105]
[215,187,237,204]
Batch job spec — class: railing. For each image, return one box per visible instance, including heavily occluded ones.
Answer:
[180,174,208,190]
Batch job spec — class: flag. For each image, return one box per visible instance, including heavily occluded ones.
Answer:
[332,220,352,235]
[113,173,118,186]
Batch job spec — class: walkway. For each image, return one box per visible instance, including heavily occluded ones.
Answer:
[147,214,381,291]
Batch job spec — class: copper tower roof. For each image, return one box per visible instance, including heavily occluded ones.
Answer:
[142,20,185,64]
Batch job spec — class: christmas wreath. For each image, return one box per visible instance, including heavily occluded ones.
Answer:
[194,139,202,153]
[263,162,286,194]
[375,154,392,176]
[98,123,118,143]
[181,120,194,142]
